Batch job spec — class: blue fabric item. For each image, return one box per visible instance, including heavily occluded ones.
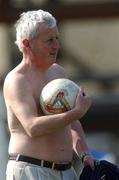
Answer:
[79,160,119,180]
[90,149,111,160]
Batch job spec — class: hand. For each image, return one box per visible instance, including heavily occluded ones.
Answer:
[82,154,95,170]
[74,87,92,119]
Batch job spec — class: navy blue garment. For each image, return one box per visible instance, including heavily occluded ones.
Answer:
[79,160,119,180]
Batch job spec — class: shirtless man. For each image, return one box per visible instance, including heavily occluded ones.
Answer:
[4,10,95,180]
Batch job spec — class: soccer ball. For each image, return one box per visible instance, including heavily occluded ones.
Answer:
[40,78,79,115]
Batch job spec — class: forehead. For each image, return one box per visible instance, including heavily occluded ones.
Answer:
[38,23,59,37]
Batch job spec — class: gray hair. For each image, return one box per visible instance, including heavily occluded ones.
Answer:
[15,10,57,52]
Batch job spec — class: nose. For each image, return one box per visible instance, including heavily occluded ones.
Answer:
[53,38,60,49]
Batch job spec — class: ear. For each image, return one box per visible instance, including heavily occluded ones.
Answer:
[22,39,30,48]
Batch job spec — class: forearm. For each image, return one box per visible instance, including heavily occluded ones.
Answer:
[29,108,82,137]
[71,120,89,156]
[72,121,95,169]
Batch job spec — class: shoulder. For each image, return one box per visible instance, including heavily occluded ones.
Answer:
[51,63,64,71]
[4,70,26,88]
[50,63,67,78]
[3,70,29,99]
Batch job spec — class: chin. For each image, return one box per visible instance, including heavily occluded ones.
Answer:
[51,57,56,63]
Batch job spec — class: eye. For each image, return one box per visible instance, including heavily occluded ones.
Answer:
[56,36,59,40]
[47,38,53,42]
[47,36,59,42]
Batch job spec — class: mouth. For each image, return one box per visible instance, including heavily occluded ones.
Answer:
[50,52,56,55]
[50,52,57,57]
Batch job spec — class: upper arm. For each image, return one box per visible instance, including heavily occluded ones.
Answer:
[71,121,81,136]
[52,63,67,78]
[71,121,82,130]
[4,74,38,135]
[71,121,85,141]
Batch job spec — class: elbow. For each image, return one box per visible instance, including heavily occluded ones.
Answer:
[25,123,38,138]
[26,126,38,138]
[26,130,35,138]
[24,118,52,137]
[26,123,43,138]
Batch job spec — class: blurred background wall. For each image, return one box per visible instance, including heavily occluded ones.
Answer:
[0,0,119,179]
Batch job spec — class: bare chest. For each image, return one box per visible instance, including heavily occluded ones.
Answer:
[30,72,61,103]
[30,76,55,111]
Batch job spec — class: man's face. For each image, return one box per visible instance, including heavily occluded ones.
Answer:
[30,23,60,66]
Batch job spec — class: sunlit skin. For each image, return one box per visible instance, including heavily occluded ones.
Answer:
[23,23,60,70]
[4,23,94,169]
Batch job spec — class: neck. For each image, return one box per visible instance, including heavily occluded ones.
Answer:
[21,57,50,74]
[22,50,53,73]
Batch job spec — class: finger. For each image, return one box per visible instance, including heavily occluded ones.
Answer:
[80,87,86,96]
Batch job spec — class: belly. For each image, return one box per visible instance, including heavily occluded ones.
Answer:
[9,127,73,162]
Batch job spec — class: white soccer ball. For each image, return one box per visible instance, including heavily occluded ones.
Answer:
[40,78,79,115]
